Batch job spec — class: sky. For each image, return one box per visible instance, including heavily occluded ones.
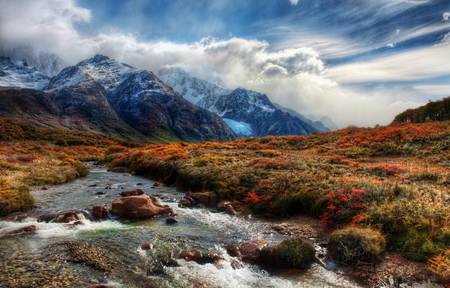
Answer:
[0,0,449,128]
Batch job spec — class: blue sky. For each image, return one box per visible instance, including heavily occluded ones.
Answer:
[0,0,449,127]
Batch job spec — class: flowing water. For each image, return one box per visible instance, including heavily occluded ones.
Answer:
[0,163,363,288]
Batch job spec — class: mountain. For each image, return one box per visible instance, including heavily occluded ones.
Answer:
[44,54,236,142]
[273,103,330,132]
[0,56,50,90]
[0,45,63,77]
[158,67,320,137]
[393,96,450,123]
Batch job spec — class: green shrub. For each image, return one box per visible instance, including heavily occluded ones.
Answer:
[328,227,385,266]
[260,237,316,268]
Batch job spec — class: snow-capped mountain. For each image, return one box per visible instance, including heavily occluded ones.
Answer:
[158,67,321,137]
[0,46,64,77]
[273,103,333,132]
[44,55,236,142]
[0,56,50,89]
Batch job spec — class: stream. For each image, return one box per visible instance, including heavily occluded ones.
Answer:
[0,163,363,287]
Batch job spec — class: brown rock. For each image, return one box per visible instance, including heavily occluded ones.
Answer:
[141,243,153,250]
[178,198,192,208]
[237,240,269,264]
[120,189,145,197]
[166,218,178,224]
[186,191,219,207]
[92,206,109,221]
[153,182,161,187]
[41,186,48,190]
[110,195,175,220]
[63,211,81,223]
[6,225,37,236]
[217,200,232,212]
[225,204,236,215]
[107,167,130,173]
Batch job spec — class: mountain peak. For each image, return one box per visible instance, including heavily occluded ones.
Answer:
[0,55,49,89]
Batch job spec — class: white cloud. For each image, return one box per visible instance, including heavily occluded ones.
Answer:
[443,12,450,21]
[0,0,440,128]
[414,85,450,96]
[325,45,450,83]
[289,0,299,5]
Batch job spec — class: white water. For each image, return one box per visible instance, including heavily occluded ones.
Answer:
[0,163,362,287]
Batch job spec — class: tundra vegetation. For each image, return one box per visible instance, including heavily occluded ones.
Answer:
[1,118,450,281]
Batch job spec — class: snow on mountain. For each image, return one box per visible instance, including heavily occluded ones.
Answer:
[45,54,134,92]
[43,54,236,142]
[0,46,63,77]
[158,67,230,106]
[158,67,319,137]
[0,56,50,89]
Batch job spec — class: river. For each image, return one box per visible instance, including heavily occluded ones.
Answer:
[0,163,364,287]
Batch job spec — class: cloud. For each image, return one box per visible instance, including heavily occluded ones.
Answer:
[289,0,299,5]
[325,45,450,83]
[0,0,440,128]
[414,85,450,96]
[443,12,450,21]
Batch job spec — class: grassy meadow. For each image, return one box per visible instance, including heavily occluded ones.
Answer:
[1,119,450,280]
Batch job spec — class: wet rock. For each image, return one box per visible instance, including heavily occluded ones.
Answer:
[62,211,81,223]
[5,225,37,236]
[217,200,232,212]
[41,186,48,190]
[141,243,153,250]
[89,285,110,288]
[153,182,161,187]
[186,191,219,207]
[233,240,269,264]
[225,204,237,216]
[63,241,113,272]
[37,212,59,222]
[107,167,130,173]
[166,218,178,224]
[110,195,175,220]
[95,191,105,195]
[178,198,192,208]
[120,189,144,197]
[180,250,222,264]
[136,183,143,186]
[105,184,117,189]
[88,184,98,187]
[92,206,109,221]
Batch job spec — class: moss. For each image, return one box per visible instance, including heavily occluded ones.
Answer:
[260,237,316,269]
[328,227,385,265]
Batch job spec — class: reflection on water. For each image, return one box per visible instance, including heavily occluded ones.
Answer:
[0,163,362,287]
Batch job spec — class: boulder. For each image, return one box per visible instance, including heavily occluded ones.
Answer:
[120,189,144,197]
[92,206,109,221]
[217,200,232,212]
[178,198,192,208]
[225,204,237,216]
[141,243,153,250]
[186,191,219,207]
[62,211,81,223]
[5,225,37,236]
[166,218,178,224]
[110,195,175,220]
[235,240,269,264]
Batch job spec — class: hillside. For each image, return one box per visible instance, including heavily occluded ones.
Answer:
[393,96,450,123]
[106,120,450,279]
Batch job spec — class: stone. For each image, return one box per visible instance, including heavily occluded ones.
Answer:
[141,243,153,250]
[136,183,143,186]
[217,200,232,212]
[166,218,178,224]
[92,206,109,221]
[5,225,37,236]
[186,191,219,207]
[120,189,144,197]
[153,182,160,187]
[178,198,192,208]
[236,240,269,264]
[95,191,105,195]
[110,195,175,220]
[105,184,117,189]
[41,186,48,190]
[225,204,236,215]
[62,211,81,223]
